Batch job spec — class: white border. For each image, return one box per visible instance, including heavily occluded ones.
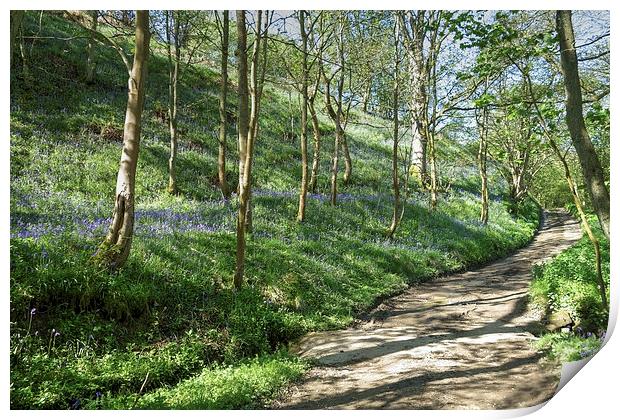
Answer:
[2,1,617,419]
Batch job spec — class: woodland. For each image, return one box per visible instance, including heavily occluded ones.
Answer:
[9,9,610,409]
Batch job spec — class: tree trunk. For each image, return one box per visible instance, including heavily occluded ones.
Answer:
[362,77,372,114]
[341,134,352,186]
[234,10,250,289]
[323,75,343,206]
[520,67,609,314]
[244,13,268,234]
[556,10,610,239]
[330,126,341,206]
[166,11,180,195]
[399,10,429,188]
[476,102,489,224]
[234,10,262,289]
[388,56,400,236]
[97,10,150,270]
[10,11,25,68]
[478,137,489,224]
[428,130,438,210]
[408,55,428,188]
[388,20,401,238]
[555,145,608,311]
[297,10,309,222]
[308,98,321,193]
[85,10,98,83]
[19,24,29,81]
[218,10,230,199]
[328,16,347,203]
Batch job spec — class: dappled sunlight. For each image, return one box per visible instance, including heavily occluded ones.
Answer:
[278,211,581,409]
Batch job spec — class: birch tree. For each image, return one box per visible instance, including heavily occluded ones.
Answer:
[96,10,150,270]
[234,10,266,288]
[387,17,402,238]
[215,10,230,199]
[296,10,309,222]
[165,10,181,195]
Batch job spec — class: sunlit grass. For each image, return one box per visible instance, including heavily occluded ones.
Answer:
[11,11,541,409]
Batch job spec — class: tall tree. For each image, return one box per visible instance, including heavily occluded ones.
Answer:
[296,10,309,222]
[399,11,429,187]
[556,10,610,239]
[244,11,271,233]
[165,10,181,195]
[216,10,230,199]
[307,75,322,193]
[96,10,150,270]
[234,10,264,288]
[519,68,608,313]
[387,17,401,238]
[321,13,349,205]
[475,80,491,224]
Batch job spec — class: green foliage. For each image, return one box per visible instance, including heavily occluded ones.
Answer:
[530,216,609,332]
[11,11,543,409]
[535,332,603,363]
[98,351,308,409]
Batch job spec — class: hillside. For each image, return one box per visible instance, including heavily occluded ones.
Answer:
[9,13,543,409]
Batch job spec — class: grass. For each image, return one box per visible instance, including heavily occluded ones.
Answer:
[535,332,604,363]
[529,214,609,362]
[11,12,541,409]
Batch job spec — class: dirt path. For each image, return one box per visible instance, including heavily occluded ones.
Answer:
[274,211,582,409]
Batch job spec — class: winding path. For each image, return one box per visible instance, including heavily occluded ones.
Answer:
[275,211,582,409]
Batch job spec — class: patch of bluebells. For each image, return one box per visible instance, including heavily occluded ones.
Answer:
[11,196,235,239]
[11,187,486,246]
[253,189,392,204]
[573,327,606,359]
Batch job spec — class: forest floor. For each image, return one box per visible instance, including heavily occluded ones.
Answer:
[273,210,582,409]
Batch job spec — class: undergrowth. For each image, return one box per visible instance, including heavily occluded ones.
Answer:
[11,12,541,409]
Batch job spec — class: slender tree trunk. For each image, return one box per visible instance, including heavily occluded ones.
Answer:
[428,131,438,210]
[297,10,309,222]
[476,102,489,224]
[556,10,610,239]
[234,10,263,288]
[218,10,230,199]
[10,11,25,68]
[85,10,98,83]
[323,77,343,206]
[555,146,607,311]
[362,77,372,114]
[388,20,401,238]
[234,10,250,289]
[330,126,341,206]
[166,11,180,195]
[478,137,489,224]
[19,24,29,81]
[96,10,150,270]
[244,13,268,234]
[308,98,321,193]
[341,134,352,186]
[519,68,609,314]
[328,16,347,203]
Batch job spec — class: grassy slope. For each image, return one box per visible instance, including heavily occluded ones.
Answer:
[530,214,609,362]
[10,13,539,409]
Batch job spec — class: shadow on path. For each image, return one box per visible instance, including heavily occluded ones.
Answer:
[275,210,582,409]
